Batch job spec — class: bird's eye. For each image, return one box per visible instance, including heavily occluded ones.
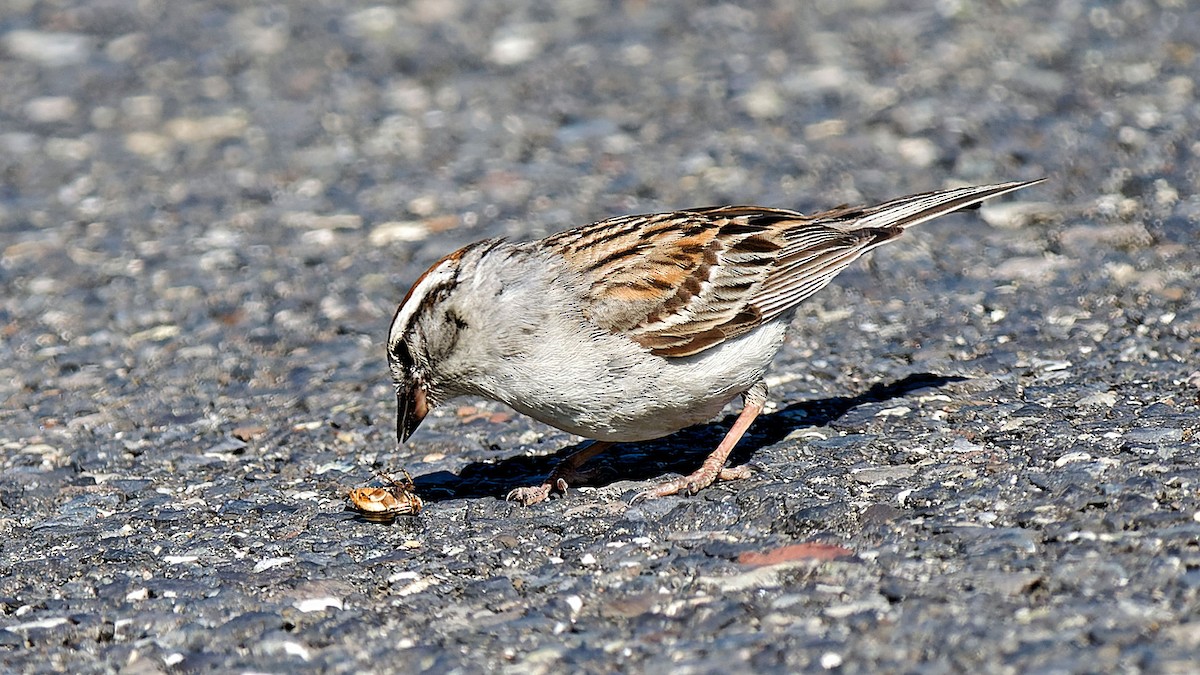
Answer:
[392,340,414,371]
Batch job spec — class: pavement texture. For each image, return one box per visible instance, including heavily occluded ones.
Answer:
[2,1,1199,673]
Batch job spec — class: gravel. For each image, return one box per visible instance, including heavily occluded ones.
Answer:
[2,0,1199,673]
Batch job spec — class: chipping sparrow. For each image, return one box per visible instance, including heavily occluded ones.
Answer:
[386,179,1044,505]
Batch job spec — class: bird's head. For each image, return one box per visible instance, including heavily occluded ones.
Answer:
[386,247,472,443]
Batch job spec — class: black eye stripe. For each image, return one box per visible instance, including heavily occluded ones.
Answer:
[392,339,414,370]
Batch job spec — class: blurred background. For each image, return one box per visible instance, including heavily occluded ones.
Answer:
[1,1,1198,671]
[3,0,1194,438]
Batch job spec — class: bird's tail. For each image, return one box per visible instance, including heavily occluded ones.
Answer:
[843,178,1047,232]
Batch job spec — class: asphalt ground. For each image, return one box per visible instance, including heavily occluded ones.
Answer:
[1,1,1199,672]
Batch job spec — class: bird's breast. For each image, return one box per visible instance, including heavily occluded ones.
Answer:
[473,318,790,443]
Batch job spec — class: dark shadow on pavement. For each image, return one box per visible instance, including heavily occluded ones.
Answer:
[412,372,968,502]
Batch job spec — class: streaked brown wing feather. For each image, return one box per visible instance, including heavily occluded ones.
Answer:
[546,210,786,356]
[547,179,1044,358]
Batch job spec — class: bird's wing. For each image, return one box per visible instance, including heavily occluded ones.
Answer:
[547,179,1044,357]
[545,208,794,357]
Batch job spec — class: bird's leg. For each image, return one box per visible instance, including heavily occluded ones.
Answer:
[507,441,613,506]
[636,381,767,500]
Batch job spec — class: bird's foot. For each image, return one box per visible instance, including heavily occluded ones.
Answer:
[506,441,613,506]
[506,477,568,506]
[632,464,752,503]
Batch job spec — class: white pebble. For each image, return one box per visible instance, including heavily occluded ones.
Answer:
[24,96,77,123]
[3,30,92,67]
[565,595,583,615]
[293,597,343,613]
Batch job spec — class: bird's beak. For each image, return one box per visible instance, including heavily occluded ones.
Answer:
[397,378,429,444]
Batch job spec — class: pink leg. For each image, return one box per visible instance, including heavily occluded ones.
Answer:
[507,441,613,506]
[636,381,767,501]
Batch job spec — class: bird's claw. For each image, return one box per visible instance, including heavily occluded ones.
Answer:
[506,477,570,506]
[629,465,753,504]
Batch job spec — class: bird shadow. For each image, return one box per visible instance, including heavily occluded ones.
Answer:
[410,372,966,502]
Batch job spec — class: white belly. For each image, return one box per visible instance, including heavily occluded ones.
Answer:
[475,318,791,442]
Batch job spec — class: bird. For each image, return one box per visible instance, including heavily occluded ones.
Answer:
[385,178,1044,505]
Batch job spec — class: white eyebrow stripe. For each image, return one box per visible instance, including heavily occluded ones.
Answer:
[388,261,458,349]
